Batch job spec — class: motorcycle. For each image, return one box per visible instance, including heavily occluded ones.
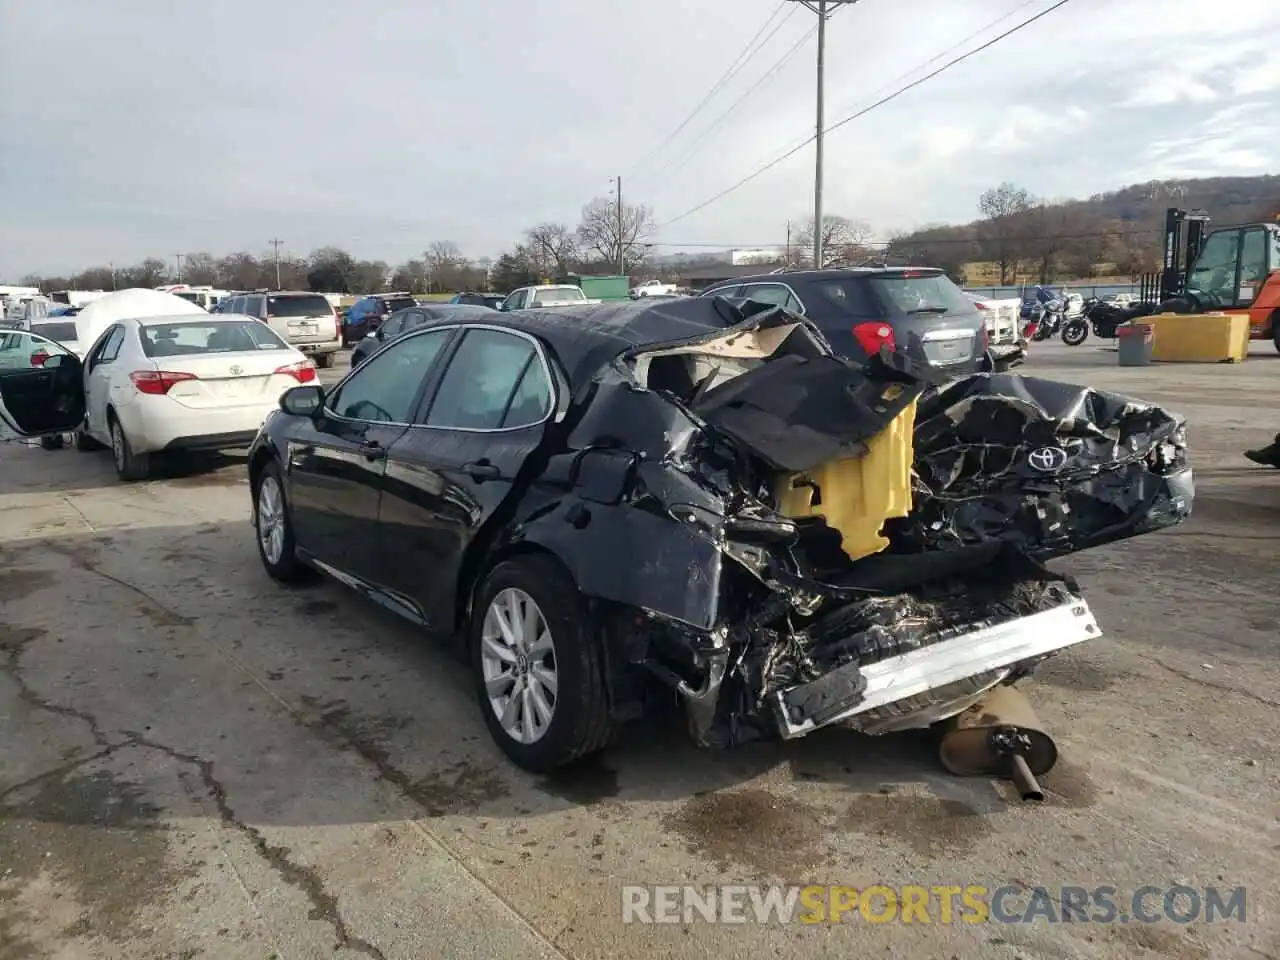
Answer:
[1061,298,1157,347]
[1030,299,1066,342]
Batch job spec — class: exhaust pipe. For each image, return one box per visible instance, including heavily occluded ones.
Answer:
[938,684,1057,802]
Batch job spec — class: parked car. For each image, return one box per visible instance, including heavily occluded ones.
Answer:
[450,292,506,309]
[344,292,419,345]
[699,268,991,375]
[14,314,316,479]
[349,303,496,368]
[630,279,678,298]
[962,292,1025,368]
[498,284,598,311]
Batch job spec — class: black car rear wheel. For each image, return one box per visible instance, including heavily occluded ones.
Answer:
[470,555,612,772]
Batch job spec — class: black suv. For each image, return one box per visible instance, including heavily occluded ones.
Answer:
[700,268,990,374]
[344,292,419,344]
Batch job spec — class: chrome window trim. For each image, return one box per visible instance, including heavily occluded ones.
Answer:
[322,323,559,434]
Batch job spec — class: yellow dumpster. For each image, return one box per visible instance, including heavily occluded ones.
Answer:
[1147,311,1250,363]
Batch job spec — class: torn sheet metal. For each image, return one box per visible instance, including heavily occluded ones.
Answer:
[887,373,1194,559]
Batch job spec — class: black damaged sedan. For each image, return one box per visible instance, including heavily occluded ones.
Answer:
[241,297,1192,772]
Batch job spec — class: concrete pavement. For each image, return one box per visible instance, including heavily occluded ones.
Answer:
[1,342,1277,959]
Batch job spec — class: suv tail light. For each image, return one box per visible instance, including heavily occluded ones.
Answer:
[30,349,50,367]
[852,321,896,356]
[275,361,317,383]
[131,370,197,395]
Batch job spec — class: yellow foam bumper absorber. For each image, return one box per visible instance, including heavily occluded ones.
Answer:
[1147,311,1251,363]
[774,397,917,562]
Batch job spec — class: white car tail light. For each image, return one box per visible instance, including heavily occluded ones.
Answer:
[130,370,198,395]
[275,360,318,383]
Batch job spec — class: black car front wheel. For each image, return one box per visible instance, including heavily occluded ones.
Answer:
[470,555,612,772]
[254,463,313,584]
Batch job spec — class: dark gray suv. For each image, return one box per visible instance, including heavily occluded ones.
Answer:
[700,268,990,374]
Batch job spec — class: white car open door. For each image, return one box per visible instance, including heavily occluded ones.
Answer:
[0,329,87,440]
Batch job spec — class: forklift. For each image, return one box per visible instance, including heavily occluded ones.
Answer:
[1158,206,1280,350]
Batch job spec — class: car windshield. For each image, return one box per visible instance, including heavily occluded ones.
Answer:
[267,295,331,318]
[870,274,973,314]
[30,321,79,343]
[139,320,290,357]
[532,288,584,305]
[456,294,502,307]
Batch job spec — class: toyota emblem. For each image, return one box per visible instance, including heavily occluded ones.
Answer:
[229,364,243,375]
[1027,446,1068,473]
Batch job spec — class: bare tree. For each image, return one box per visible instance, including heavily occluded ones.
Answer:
[576,196,654,272]
[182,252,219,285]
[525,223,579,277]
[977,182,1033,284]
[795,215,874,267]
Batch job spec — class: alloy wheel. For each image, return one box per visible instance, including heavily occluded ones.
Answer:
[257,476,286,565]
[480,588,558,744]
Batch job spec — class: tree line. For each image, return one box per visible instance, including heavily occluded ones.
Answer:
[20,193,663,296]
[19,178,1279,295]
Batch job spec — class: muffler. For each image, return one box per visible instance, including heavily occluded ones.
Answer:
[938,683,1056,802]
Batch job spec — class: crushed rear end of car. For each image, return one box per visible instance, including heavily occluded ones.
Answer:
[505,301,1192,786]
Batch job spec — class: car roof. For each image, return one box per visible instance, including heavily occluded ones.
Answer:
[416,297,744,386]
[708,266,944,287]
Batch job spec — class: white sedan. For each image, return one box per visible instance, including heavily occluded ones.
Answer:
[11,313,317,480]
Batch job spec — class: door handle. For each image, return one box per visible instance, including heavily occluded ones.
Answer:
[462,459,500,481]
[359,439,387,461]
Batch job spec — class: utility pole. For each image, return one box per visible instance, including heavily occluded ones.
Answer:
[788,0,858,269]
[174,253,185,283]
[785,220,792,266]
[612,176,625,275]
[269,238,284,288]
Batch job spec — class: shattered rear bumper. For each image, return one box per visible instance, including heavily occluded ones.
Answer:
[771,595,1098,739]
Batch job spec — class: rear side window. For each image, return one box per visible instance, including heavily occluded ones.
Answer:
[426,328,549,430]
[532,288,582,306]
[139,320,290,357]
[740,283,803,313]
[807,278,885,319]
[868,274,973,314]
[267,295,331,318]
[384,297,416,312]
[30,321,78,343]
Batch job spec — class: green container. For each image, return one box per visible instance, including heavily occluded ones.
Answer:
[565,274,631,301]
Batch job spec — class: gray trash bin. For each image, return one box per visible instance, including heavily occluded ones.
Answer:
[1116,323,1154,366]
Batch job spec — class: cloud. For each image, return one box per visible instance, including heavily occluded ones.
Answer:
[1,0,1277,275]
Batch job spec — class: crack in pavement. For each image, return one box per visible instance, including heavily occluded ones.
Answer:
[1151,658,1280,709]
[0,620,386,960]
[45,544,195,627]
[124,732,389,960]
[1,626,112,747]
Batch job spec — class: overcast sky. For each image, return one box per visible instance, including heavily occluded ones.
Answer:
[2,0,1278,275]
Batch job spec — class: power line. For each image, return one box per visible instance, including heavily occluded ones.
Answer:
[657,0,1077,230]
[626,2,792,179]
[637,22,819,189]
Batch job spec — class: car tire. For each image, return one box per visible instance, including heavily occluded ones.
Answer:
[40,434,64,450]
[253,462,313,584]
[74,424,103,452]
[1271,311,1280,354]
[470,555,612,772]
[315,353,334,369]
[109,415,150,481]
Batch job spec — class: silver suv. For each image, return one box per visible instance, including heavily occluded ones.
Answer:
[219,290,341,367]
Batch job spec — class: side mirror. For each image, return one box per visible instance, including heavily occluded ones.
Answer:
[280,384,325,417]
